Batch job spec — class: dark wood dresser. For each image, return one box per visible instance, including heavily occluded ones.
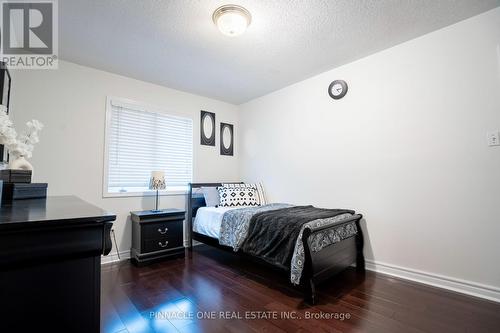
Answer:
[131,208,185,265]
[0,196,115,333]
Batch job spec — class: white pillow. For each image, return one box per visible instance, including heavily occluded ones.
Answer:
[222,182,267,205]
[201,187,220,207]
[217,186,259,207]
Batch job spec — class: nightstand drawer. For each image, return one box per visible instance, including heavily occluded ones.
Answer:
[143,235,183,253]
[142,220,183,240]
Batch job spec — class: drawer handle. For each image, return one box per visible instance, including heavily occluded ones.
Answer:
[158,241,169,248]
[157,227,168,234]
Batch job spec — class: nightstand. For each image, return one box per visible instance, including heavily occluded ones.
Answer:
[130,208,185,266]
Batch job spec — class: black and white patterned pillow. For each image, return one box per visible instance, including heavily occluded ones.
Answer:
[217,186,259,207]
[222,182,267,205]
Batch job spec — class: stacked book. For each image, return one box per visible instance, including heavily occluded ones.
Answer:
[0,170,48,204]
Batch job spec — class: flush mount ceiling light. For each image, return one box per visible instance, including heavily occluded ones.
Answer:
[212,4,251,37]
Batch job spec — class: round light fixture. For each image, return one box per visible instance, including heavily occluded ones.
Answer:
[212,5,251,37]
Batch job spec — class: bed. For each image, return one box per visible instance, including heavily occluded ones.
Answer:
[186,182,365,304]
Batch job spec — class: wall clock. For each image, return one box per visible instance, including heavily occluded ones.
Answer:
[328,80,348,100]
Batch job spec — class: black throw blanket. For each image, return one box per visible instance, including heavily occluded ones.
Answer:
[241,206,355,270]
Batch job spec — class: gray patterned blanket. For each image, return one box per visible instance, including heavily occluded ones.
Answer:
[219,204,358,285]
[219,203,292,250]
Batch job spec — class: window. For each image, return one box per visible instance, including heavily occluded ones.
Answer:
[104,97,193,196]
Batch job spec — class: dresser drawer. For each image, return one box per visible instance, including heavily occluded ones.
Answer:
[143,235,183,253]
[142,219,183,240]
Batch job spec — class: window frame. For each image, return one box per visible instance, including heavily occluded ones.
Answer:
[102,96,193,198]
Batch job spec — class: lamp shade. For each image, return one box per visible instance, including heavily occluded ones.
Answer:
[149,171,166,190]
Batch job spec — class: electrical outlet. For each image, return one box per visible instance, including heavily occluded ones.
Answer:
[487,131,500,146]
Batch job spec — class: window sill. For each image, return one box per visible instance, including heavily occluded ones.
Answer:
[102,189,188,199]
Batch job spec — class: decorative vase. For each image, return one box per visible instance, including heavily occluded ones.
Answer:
[8,155,33,171]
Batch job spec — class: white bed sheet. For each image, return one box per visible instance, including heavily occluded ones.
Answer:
[193,206,237,239]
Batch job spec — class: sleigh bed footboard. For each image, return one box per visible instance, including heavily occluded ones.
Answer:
[301,214,364,304]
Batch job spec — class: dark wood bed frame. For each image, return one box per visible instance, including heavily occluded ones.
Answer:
[186,182,365,304]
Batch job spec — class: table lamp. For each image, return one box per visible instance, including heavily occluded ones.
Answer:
[149,171,166,212]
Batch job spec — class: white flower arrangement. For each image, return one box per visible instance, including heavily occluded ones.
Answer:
[0,105,44,159]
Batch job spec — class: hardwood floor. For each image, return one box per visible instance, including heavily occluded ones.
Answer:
[101,245,500,333]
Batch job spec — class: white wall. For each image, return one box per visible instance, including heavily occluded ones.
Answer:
[7,7,500,299]
[239,8,500,291]
[10,60,239,255]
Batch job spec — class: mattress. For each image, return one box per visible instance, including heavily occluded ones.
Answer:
[193,206,236,238]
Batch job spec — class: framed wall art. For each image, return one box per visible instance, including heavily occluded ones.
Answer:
[200,111,215,146]
[220,122,233,156]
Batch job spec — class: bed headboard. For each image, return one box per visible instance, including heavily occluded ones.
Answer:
[186,182,242,248]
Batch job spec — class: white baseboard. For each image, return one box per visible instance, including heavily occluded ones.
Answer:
[101,240,197,265]
[101,250,131,265]
[184,240,202,247]
[365,259,500,303]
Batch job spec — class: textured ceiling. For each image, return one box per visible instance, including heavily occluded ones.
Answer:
[59,0,500,104]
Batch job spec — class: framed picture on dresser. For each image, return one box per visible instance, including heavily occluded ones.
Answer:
[0,63,11,164]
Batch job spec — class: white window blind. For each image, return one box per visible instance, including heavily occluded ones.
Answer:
[105,99,193,195]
